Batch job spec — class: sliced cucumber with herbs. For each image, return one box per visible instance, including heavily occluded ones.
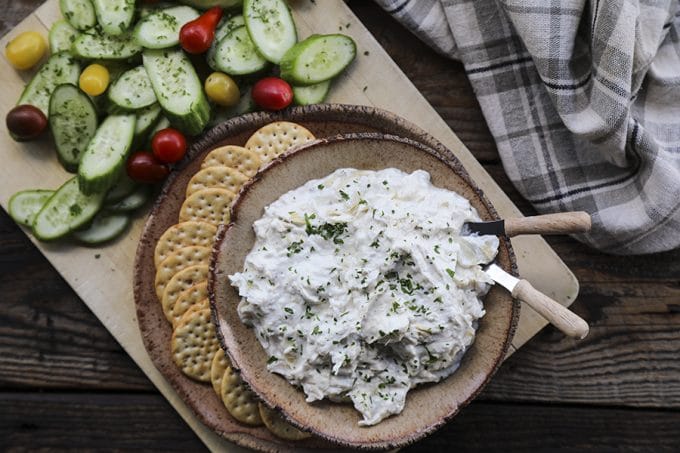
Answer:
[8,190,55,227]
[209,86,254,126]
[32,177,105,241]
[133,103,163,145]
[106,185,151,212]
[60,0,97,31]
[134,6,199,49]
[78,114,136,194]
[179,0,242,8]
[92,0,135,36]
[72,29,142,60]
[293,80,331,105]
[17,52,80,116]
[108,66,157,111]
[206,14,245,70]
[243,0,296,64]
[145,115,171,147]
[49,84,99,172]
[72,211,130,245]
[143,48,210,135]
[49,19,79,53]
[105,174,137,203]
[214,26,268,76]
[280,34,356,85]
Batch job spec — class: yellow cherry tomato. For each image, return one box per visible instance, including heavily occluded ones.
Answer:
[5,31,47,70]
[204,72,240,107]
[79,63,110,97]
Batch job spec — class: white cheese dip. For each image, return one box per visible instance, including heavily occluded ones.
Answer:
[230,168,499,426]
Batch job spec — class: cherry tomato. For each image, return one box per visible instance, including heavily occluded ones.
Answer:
[6,31,47,70]
[126,151,169,184]
[204,72,240,107]
[6,104,48,142]
[179,7,223,54]
[151,128,187,164]
[252,77,293,111]
[79,63,110,97]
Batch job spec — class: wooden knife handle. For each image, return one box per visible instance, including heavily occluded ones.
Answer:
[504,212,591,237]
[512,280,590,339]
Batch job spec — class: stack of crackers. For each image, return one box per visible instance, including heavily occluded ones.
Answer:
[152,122,316,441]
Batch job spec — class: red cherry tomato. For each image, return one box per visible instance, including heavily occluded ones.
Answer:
[126,151,169,184]
[251,77,293,111]
[151,128,187,164]
[179,6,223,54]
[6,104,47,141]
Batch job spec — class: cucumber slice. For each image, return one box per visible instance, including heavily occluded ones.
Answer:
[179,0,242,9]
[17,52,80,116]
[106,185,151,212]
[49,19,79,53]
[72,211,130,245]
[143,49,210,135]
[8,190,55,227]
[209,86,254,126]
[206,14,245,70]
[214,26,268,76]
[72,29,142,60]
[92,0,135,36]
[133,103,163,144]
[49,84,99,173]
[60,0,97,31]
[108,66,157,111]
[293,80,331,105]
[105,174,137,203]
[145,116,171,147]
[243,0,296,64]
[134,6,200,49]
[280,34,356,86]
[78,114,136,194]
[32,177,105,241]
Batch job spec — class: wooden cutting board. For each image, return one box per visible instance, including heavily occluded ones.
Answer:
[0,1,579,450]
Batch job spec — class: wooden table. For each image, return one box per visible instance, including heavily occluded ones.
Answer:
[2,1,679,451]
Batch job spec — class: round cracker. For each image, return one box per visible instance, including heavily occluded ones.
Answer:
[245,121,315,164]
[161,264,209,323]
[178,188,235,225]
[201,145,261,177]
[186,166,250,198]
[220,364,263,426]
[258,403,311,441]
[154,246,211,301]
[154,221,217,268]
[172,281,209,327]
[210,347,231,395]
[171,307,220,382]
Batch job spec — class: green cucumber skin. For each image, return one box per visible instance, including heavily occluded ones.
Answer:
[293,80,331,106]
[279,34,357,86]
[106,185,152,212]
[132,103,163,148]
[8,190,55,227]
[243,0,297,64]
[17,52,81,116]
[59,0,97,31]
[71,30,142,60]
[108,66,157,111]
[72,211,131,245]
[78,114,136,195]
[49,19,79,54]
[143,49,210,136]
[32,177,105,241]
[92,0,135,36]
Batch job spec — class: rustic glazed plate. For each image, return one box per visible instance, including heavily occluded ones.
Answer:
[134,104,518,452]
[211,133,518,449]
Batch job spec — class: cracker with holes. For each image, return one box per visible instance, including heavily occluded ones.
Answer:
[179,188,236,225]
[171,307,220,382]
[210,348,231,395]
[245,121,315,164]
[154,246,211,301]
[172,281,209,327]
[201,145,261,177]
[154,221,217,268]
[186,166,250,198]
[161,264,209,323]
[258,403,311,441]
[221,364,263,426]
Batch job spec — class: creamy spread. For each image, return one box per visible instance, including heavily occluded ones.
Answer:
[229,168,499,426]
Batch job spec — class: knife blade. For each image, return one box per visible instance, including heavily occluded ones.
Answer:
[484,264,589,339]
[463,211,592,237]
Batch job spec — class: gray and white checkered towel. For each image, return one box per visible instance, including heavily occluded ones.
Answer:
[376,0,680,254]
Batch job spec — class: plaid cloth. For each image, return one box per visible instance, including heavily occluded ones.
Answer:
[375,0,680,254]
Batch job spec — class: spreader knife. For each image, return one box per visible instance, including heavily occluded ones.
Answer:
[463,211,591,237]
